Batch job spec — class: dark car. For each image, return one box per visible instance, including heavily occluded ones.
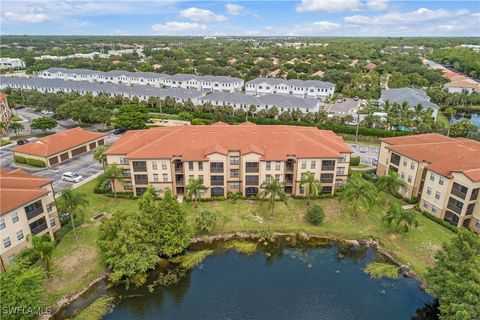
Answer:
[16,139,29,145]
[113,128,126,135]
[15,104,25,109]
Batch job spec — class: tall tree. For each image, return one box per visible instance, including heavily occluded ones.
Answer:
[425,230,480,320]
[300,171,322,205]
[340,175,377,216]
[93,145,108,170]
[8,122,24,136]
[382,203,418,232]
[59,188,89,240]
[375,171,406,206]
[186,178,206,208]
[27,235,55,276]
[102,164,124,198]
[31,117,56,133]
[114,104,148,130]
[260,179,287,218]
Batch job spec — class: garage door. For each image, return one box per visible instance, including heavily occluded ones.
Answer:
[60,152,69,162]
[89,142,96,150]
[48,156,59,166]
[98,139,105,146]
[71,145,87,157]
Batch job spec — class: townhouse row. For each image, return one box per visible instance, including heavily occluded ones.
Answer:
[0,169,61,271]
[376,133,480,234]
[0,76,325,114]
[38,67,244,93]
[105,122,352,198]
[245,78,335,101]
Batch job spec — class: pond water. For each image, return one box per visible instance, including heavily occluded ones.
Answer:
[58,240,437,320]
[451,113,480,131]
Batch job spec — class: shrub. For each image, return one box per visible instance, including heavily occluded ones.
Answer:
[305,205,325,226]
[364,262,399,279]
[350,156,361,166]
[292,193,335,200]
[227,192,244,200]
[195,210,217,233]
[178,111,193,121]
[94,177,111,194]
[105,192,137,199]
[26,158,46,167]
[14,155,27,164]
[191,118,207,125]
[421,211,459,233]
[171,250,215,270]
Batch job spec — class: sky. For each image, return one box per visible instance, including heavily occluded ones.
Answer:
[1,0,479,36]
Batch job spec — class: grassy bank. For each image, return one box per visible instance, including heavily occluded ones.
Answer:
[44,178,454,306]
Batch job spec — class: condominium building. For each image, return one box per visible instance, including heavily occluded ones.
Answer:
[376,133,480,233]
[105,122,351,198]
[0,169,60,271]
[38,68,244,93]
[245,78,335,100]
[0,58,25,70]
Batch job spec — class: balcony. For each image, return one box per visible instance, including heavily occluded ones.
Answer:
[210,163,224,173]
[31,223,48,235]
[245,176,259,186]
[245,162,259,173]
[134,175,148,185]
[211,176,224,186]
[175,165,184,173]
[321,160,335,171]
[451,183,467,200]
[320,174,334,184]
[285,164,294,173]
[390,153,401,166]
[132,161,147,172]
[29,217,48,235]
[25,201,44,220]
[447,197,463,215]
[285,178,293,186]
[175,179,184,186]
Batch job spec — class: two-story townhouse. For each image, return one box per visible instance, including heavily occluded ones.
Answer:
[245,78,335,100]
[376,133,480,233]
[105,122,352,199]
[0,169,61,271]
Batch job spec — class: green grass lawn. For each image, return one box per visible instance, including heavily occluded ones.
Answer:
[44,178,455,306]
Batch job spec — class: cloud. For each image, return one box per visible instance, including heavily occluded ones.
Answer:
[226,4,244,15]
[297,0,388,13]
[4,11,52,23]
[312,21,341,30]
[151,21,208,35]
[180,7,227,22]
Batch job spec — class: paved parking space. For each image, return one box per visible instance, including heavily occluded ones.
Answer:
[348,143,380,166]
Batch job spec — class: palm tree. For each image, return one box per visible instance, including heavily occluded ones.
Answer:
[375,171,406,206]
[260,179,287,218]
[102,164,123,198]
[93,145,108,170]
[28,235,55,276]
[383,203,418,232]
[413,104,424,123]
[60,188,89,240]
[300,171,322,205]
[8,122,24,136]
[340,175,377,216]
[186,178,207,208]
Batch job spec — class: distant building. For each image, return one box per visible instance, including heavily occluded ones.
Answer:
[459,44,480,52]
[13,127,106,167]
[376,134,480,234]
[444,80,480,94]
[0,169,60,271]
[380,88,438,120]
[0,58,25,70]
[324,98,360,120]
[245,78,335,101]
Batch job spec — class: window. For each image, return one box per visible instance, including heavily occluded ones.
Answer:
[275,161,281,170]
[8,254,15,264]
[430,173,435,181]
[189,162,194,170]
[470,188,479,201]
[153,174,159,182]
[162,174,168,182]
[123,182,133,190]
[198,162,203,171]
[152,161,158,170]
[230,156,240,165]
[46,203,54,213]
[311,161,316,169]
[299,186,305,194]
[435,191,441,200]
[336,167,345,175]
[0,218,5,230]
[407,176,412,183]
[439,176,445,186]
[11,211,19,224]
[3,237,11,248]
[162,161,167,170]
[403,159,408,167]
[301,161,306,169]
[230,182,240,189]
[427,187,432,195]
[476,218,480,229]
[423,201,429,209]
[119,157,129,165]
[265,174,271,183]
[466,203,475,215]
[432,205,438,214]
[321,160,335,171]
[230,169,239,178]
[16,230,24,241]
[266,161,271,170]
[275,174,280,181]
[122,169,131,177]
[338,155,347,163]
[410,162,415,170]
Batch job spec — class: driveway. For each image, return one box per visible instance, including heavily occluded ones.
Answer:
[1,132,120,192]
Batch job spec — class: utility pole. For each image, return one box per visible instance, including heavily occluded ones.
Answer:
[355,112,360,145]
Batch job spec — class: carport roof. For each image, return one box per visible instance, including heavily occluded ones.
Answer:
[13,127,106,158]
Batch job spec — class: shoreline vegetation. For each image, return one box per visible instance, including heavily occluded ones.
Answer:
[40,176,456,318]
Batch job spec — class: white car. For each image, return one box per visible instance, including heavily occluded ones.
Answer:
[62,172,84,183]
[41,109,54,115]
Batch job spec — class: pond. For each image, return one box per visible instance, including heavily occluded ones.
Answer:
[58,239,437,320]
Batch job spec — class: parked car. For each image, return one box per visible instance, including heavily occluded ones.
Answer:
[16,139,29,145]
[62,172,84,183]
[372,159,378,166]
[60,212,71,221]
[41,109,54,115]
[15,104,25,109]
[113,128,126,135]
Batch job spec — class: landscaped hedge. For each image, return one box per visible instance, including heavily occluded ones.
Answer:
[14,155,46,167]
[105,192,137,199]
[291,193,335,199]
[420,210,459,233]
[14,155,27,164]
[350,156,361,166]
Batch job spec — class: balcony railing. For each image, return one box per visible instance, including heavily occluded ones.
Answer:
[321,178,334,183]
[31,223,48,235]
[451,189,467,200]
[211,167,224,173]
[447,199,463,215]
[26,206,44,220]
[246,167,259,173]
[285,165,294,173]
[285,179,293,186]
[245,177,259,186]
[175,165,183,173]
[176,179,184,186]
[132,162,147,172]
[211,179,224,186]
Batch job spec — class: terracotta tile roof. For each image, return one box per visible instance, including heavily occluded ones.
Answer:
[381,133,452,146]
[106,122,352,161]
[0,169,52,215]
[0,93,7,101]
[384,134,480,182]
[13,127,106,158]
[445,80,480,92]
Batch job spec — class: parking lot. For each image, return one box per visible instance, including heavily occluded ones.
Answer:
[348,143,380,167]
[1,132,120,192]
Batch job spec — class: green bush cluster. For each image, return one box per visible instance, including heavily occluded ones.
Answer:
[420,211,459,233]
[14,155,46,167]
[14,155,27,164]
[305,205,325,226]
[350,156,361,166]
[292,193,335,200]
[104,192,137,199]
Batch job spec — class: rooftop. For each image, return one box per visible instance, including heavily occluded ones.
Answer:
[246,77,335,89]
[13,127,105,158]
[380,88,438,110]
[0,169,51,215]
[106,122,352,161]
[383,134,480,181]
